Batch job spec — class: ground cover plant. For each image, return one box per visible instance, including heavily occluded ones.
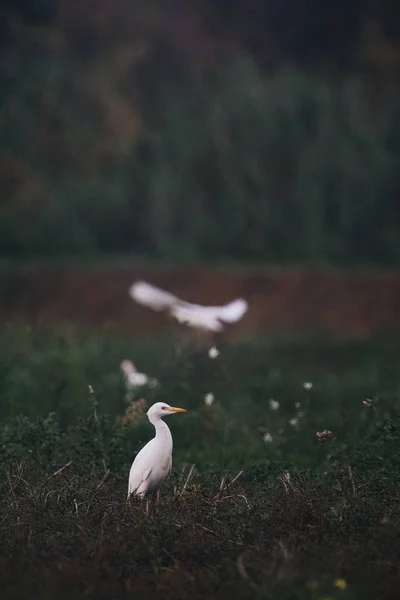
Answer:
[1,326,400,599]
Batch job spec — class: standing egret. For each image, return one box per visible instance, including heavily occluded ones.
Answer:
[127,402,187,501]
[129,280,248,332]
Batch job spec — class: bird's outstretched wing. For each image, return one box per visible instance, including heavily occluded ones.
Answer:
[209,298,248,323]
[129,281,181,311]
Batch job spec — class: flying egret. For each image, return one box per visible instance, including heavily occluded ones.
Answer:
[127,401,187,501]
[129,280,248,332]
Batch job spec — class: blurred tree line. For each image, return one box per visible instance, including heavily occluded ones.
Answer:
[1,0,400,262]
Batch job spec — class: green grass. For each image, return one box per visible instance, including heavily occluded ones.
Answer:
[1,326,400,599]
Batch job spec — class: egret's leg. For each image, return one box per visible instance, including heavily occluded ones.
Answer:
[156,490,160,503]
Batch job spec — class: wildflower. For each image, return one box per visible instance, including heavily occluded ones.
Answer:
[303,381,313,390]
[263,432,273,443]
[316,430,333,441]
[88,385,95,394]
[294,401,301,408]
[120,360,158,389]
[289,418,298,426]
[334,578,348,590]
[204,393,215,406]
[363,398,373,407]
[269,398,280,411]
[208,346,220,359]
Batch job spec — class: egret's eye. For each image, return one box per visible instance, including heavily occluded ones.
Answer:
[161,406,167,410]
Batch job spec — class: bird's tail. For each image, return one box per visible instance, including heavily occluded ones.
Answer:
[218,298,248,323]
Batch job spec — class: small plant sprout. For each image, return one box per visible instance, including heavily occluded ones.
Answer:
[208,346,220,359]
[303,381,313,390]
[269,398,280,410]
[204,393,215,406]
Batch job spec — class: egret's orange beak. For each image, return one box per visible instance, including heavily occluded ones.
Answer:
[167,406,187,413]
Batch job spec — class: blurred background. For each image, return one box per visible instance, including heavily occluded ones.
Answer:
[1,0,400,336]
[2,0,400,261]
[2,9,400,596]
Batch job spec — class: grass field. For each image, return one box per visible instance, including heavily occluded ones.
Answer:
[1,326,400,599]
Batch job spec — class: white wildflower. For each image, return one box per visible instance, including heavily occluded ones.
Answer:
[289,418,298,426]
[263,432,273,443]
[204,393,215,406]
[303,382,313,390]
[208,346,220,359]
[316,429,333,441]
[269,398,280,411]
[120,360,158,390]
[294,401,301,408]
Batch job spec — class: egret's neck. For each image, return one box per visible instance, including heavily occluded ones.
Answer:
[150,417,173,450]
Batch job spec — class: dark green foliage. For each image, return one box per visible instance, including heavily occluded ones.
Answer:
[2,47,400,262]
[1,327,400,597]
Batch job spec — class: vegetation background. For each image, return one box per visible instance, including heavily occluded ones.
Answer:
[2,0,400,263]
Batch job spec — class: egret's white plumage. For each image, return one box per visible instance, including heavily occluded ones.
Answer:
[129,281,248,332]
[120,359,158,390]
[127,402,187,499]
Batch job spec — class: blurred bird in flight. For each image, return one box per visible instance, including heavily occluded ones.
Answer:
[129,281,248,332]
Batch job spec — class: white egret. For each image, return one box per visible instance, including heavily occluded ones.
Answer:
[129,280,248,332]
[127,401,187,500]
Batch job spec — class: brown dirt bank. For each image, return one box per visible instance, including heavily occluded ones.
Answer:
[1,265,400,338]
